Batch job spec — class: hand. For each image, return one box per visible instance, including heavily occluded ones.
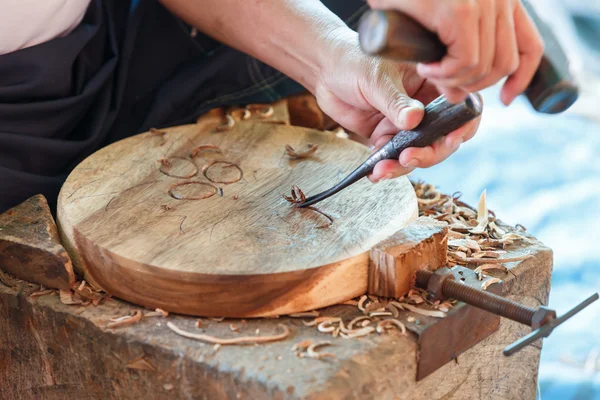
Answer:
[315,30,481,182]
[367,0,544,105]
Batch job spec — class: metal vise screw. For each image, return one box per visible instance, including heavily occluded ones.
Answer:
[415,268,555,329]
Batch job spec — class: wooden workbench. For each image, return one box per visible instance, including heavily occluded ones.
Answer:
[1,239,551,399]
[1,98,552,399]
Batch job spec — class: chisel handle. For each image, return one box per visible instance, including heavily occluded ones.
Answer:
[299,93,483,208]
[358,7,579,114]
[367,93,484,168]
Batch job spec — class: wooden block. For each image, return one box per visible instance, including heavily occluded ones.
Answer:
[368,216,448,298]
[0,194,75,289]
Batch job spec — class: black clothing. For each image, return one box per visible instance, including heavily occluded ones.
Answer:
[0,0,366,212]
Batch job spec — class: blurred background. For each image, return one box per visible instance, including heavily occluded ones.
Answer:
[412,1,600,398]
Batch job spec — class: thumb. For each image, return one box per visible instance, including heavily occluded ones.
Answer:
[370,79,425,131]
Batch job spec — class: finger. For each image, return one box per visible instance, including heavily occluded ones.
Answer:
[463,1,519,93]
[417,3,480,79]
[398,116,481,168]
[410,80,440,105]
[434,84,469,104]
[437,0,497,89]
[368,159,414,183]
[365,65,426,131]
[500,3,544,105]
[315,84,385,137]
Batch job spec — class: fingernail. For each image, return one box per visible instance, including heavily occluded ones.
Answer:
[402,159,419,168]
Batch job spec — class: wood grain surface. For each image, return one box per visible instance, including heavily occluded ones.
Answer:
[57,118,417,317]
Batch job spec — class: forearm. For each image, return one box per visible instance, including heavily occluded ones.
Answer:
[160,0,353,93]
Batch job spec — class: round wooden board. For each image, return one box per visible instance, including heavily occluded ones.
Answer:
[57,120,417,317]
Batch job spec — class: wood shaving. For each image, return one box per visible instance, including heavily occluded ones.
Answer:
[195,319,204,328]
[376,319,407,335]
[346,316,371,331]
[407,316,416,323]
[59,289,85,305]
[306,341,336,360]
[291,340,313,352]
[285,144,318,159]
[209,317,225,322]
[417,191,441,206]
[215,114,235,132]
[369,311,393,317]
[386,303,400,318]
[149,128,167,145]
[229,108,251,121]
[303,317,341,327]
[247,104,274,118]
[317,321,336,333]
[107,310,143,329]
[166,322,290,345]
[190,144,222,158]
[29,289,55,298]
[357,295,369,312]
[202,161,243,184]
[340,326,375,339]
[482,278,502,290]
[283,185,333,228]
[401,304,446,318]
[145,309,168,318]
[288,311,320,318]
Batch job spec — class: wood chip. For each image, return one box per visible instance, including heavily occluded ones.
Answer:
[215,114,235,132]
[107,310,143,329]
[340,326,375,339]
[376,319,407,335]
[167,322,290,345]
[59,289,84,305]
[285,144,318,159]
[401,304,446,318]
[306,341,336,360]
[303,317,341,327]
[291,340,313,352]
[317,321,336,333]
[145,308,169,318]
[247,104,274,118]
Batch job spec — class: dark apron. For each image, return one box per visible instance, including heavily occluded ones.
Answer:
[0,0,367,212]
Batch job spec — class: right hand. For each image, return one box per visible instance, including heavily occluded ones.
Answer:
[367,0,544,105]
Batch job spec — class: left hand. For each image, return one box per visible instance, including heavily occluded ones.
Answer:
[315,30,482,182]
